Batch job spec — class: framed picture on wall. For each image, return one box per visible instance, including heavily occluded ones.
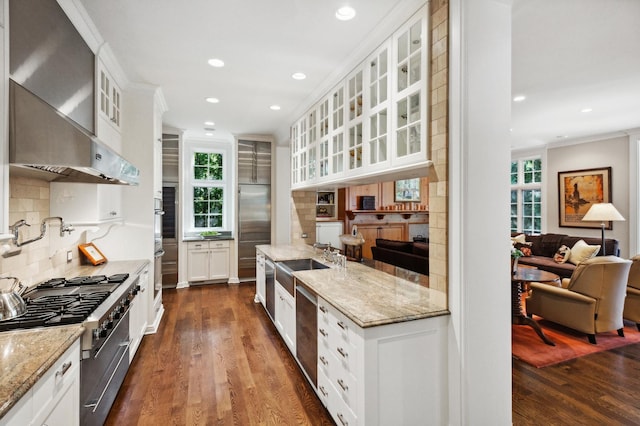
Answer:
[558,167,612,228]
[395,178,421,202]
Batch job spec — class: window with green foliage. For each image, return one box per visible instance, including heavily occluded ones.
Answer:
[511,158,542,234]
[185,147,229,232]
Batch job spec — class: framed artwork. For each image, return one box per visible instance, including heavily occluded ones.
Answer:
[79,242,107,265]
[558,167,612,229]
[394,178,421,202]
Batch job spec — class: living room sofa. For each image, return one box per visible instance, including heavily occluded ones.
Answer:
[513,233,620,279]
[371,238,429,275]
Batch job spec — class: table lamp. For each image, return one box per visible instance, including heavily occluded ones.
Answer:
[581,203,625,255]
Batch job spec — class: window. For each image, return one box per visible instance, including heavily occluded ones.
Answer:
[185,142,232,232]
[511,157,542,234]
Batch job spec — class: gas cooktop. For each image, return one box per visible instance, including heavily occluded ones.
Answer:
[0,273,132,333]
[0,292,110,332]
[23,273,130,298]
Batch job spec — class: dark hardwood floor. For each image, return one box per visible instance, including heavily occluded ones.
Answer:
[105,282,640,425]
[512,341,640,425]
[105,283,333,426]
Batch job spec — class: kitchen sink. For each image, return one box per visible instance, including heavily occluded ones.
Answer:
[279,259,329,272]
[275,259,329,297]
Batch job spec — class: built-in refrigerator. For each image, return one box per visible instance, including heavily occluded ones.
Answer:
[237,139,271,279]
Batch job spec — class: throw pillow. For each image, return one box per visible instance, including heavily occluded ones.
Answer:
[568,239,600,265]
[514,242,532,256]
[511,234,526,244]
[553,245,571,263]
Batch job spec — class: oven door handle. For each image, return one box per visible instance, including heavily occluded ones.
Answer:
[84,339,130,413]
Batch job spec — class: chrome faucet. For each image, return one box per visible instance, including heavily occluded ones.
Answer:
[11,217,74,247]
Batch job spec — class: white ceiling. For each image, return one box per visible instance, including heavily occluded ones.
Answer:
[511,0,640,149]
[79,0,640,149]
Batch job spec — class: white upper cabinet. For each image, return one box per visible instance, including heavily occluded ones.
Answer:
[391,7,428,167]
[96,57,123,152]
[346,64,365,175]
[366,41,392,173]
[290,5,430,189]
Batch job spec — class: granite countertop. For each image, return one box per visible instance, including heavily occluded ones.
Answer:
[256,243,317,261]
[183,231,234,242]
[0,259,149,420]
[0,325,84,419]
[257,244,448,328]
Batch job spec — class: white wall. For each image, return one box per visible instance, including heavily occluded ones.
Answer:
[546,135,630,256]
[448,0,513,424]
[274,146,291,245]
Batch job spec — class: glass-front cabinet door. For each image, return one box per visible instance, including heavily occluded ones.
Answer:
[329,82,346,180]
[306,109,318,182]
[391,7,427,167]
[367,41,391,172]
[318,96,331,179]
[347,65,365,174]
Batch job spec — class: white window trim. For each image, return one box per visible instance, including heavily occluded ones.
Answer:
[511,153,544,233]
[183,140,233,233]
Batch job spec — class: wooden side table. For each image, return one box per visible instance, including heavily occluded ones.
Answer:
[512,268,560,346]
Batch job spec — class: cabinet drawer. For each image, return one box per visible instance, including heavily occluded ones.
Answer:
[32,339,80,420]
[330,383,358,426]
[316,368,332,408]
[188,240,230,250]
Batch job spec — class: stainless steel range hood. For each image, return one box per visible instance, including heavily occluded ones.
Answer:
[9,80,139,185]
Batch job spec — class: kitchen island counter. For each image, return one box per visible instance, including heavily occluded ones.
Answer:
[0,325,84,419]
[256,244,448,328]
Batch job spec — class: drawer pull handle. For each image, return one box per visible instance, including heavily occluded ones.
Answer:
[337,413,348,426]
[319,355,328,366]
[337,347,348,358]
[56,361,72,378]
[337,378,349,392]
[319,305,328,313]
[319,328,328,337]
[337,321,346,330]
[319,385,328,397]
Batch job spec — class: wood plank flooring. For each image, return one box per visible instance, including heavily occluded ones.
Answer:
[105,282,640,425]
[512,341,640,425]
[105,283,333,426]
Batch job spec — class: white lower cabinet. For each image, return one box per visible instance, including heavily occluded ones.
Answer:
[275,281,296,352]
[129,265,149,362]
[317,297,446,425]
[187,240,230,282]
[0,339,80,426]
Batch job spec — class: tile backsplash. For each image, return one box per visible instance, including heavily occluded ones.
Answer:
[0,175,83,287]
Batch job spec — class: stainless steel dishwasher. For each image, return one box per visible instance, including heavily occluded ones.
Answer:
[265,258,275,320]
[296,284,318,387]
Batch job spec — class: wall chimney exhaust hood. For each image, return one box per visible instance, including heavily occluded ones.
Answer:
[9,80,139,185]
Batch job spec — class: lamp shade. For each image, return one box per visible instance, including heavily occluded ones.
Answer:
[582,203,625,222]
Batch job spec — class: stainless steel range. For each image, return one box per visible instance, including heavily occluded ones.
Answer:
[0,272,139,426]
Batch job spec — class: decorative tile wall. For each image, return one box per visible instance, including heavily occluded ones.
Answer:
[0,176,82,287]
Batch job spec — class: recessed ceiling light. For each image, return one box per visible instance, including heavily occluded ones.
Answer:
[270,105,281,111]
[581,107,593,113]
[205,132,214,136]
[204,121,215,126]
[556,135,569,139]
[336,6,356,21]
[206,97,220,104]
[207,58,225,68]
[292,72,307,80]
[513,95,526,102]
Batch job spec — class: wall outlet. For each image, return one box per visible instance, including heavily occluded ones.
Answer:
[67,250,73,263]
[301,233,308,238]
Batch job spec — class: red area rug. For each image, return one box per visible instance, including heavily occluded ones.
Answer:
[512,317,640,368]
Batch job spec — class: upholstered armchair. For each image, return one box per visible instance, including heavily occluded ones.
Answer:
[526,256,631,344]
[623,254,640,330]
